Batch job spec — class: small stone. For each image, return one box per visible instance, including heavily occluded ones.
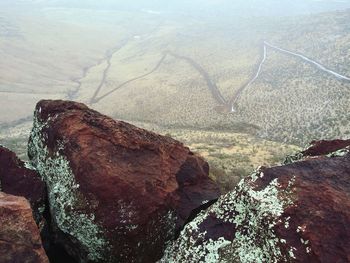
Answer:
[0,192,49,263]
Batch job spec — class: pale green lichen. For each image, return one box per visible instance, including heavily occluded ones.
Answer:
[326,147,350,157]
[296,225,306,233]
[284,152,304,164]
[160,173,296,263]
[300,236,311,254]
[289,247,297,259]
[201,200,210,205]
[28,110,109,261]
[160,224,231,263]
[284,216,290,229]
[149,210,177,252]
[285,144,349,163]
[222,177,295,263]
[24,161,36,170]
[38,204,46,214]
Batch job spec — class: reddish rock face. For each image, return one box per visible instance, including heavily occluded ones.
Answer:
[0,192,49,263]
[161,144,350,263]
[302,139,350,157]
[0,145,46,223]
[28,100,220,263]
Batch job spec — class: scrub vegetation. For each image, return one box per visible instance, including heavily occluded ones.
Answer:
[0,0,348,190]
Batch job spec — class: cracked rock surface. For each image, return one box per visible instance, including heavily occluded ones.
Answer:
[28,99,220,263]
[0,192,49,263]
[160,141,350,263]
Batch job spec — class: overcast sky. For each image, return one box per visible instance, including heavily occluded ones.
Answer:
[3,0,350,17]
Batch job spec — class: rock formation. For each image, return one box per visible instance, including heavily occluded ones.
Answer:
[0,145,46,223]
[0,192,49,263]
[160,141,350,262]
[301,139,350,157]
[2,97,349,263]
[28,100,220,263]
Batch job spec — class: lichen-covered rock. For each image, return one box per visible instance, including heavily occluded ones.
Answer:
[0,192,49,263]
[0,145,46,223]
[160,144,350,262]
[301,139,350,157]
[284,139,350,164]
[28,100,220,263]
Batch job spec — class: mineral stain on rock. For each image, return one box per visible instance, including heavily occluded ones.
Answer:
[1,99,350,263]
[28,99,220,263]
[160,142,350,263]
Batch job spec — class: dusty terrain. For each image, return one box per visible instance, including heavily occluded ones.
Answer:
[0,3,348,181]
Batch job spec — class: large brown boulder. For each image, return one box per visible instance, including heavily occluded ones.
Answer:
[0,145,46,223]
[28,100,220,263]
[0,192,49,263]
[160,141,350,262]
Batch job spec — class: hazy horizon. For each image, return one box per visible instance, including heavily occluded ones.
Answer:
[1,2,350,262]
[1,0,350,159]
[2,0,350,17]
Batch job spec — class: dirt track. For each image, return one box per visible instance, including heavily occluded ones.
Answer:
[82,40,350,109]
[91,51,227,105]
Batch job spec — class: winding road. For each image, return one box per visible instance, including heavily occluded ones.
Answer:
[91,52,167,103]
[229,41,350,111]
[90,51,227,105]
[264,41,350,81]
[168,51,227,105]
[88,40,350,111]
[88,39,130,103]
[66,39,130,101]
[229,44,267,111]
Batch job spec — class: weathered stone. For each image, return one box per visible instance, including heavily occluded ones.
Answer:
[28,100,220,263]
[160,144,350,262]
[302,139,350,157]
[0,145,46,223]
[0,192,49,263]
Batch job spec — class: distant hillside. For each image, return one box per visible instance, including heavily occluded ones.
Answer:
[0,5,349,146]
[79,10,350,145]
[237,11,350,145]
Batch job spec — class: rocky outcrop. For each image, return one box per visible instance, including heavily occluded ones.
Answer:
[160,143,350,262]
[0,145,75,263]
[0,192,49,263]
[301,139,350,157]
[0,145,46,223]
[28,100,220,263]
